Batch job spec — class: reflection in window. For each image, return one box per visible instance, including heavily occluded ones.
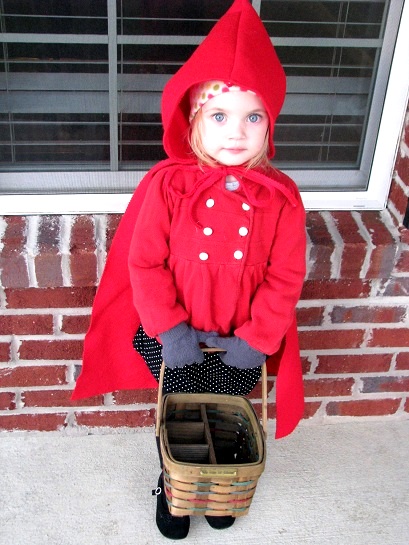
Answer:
[0,0,403,194]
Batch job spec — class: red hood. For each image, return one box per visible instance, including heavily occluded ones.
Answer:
[161,0,286,162]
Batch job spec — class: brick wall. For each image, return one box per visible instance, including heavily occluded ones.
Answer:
[1,108,408,433]
[388,107,409,227]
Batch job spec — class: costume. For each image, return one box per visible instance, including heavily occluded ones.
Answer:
[72,0,306,440]
[129,163,305,355]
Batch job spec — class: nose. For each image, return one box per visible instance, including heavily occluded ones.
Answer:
[228,118,245,140]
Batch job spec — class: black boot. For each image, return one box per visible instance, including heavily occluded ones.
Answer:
[154,474,190,539]
[205,515,236,529]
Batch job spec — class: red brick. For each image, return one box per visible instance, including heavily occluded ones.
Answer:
[0,342,10,362]
[61,314,91,334]
[303,401,322,418]
[395,152,409,186]
[367,245,399,279]
[112,388,158,405]
[106,215,122,252]
[70,216,97,286]
[0,314,53,335]
[301,356,311,374]
[296,306,324,326]
[70,253,97,287]
[0,216,29,288]
[330,305,406,324]
[381,277,409,296]
[301,279,371,299]
[5,287,96,308]
[19,339,84,360]
[247,378,274,400]
[0,365,67,387]
[331,211,367,278]
[75,408,156,428]
[250,401,277,422]
[35,254,63,288]
[1,217,26,253]
[70,216,95,250]
[304,378,354,398]
[388,181,407,218]
[396,352,409,370]
[394,249,409,273]
[361,376,409,393]
[0,413,67,431]
[254,400,324,425]
[299,329,364,350]
[23,389,103,407]
[360,212,398,278]
[35,216,63,288]
[37,216,60,248]
[404,398,409,413]
[361,212,396,245]
[326,398,401,417]
[306,212,334,280]
[367,327,409,348]
[0,392,15,410]
[0,254,30,288]
[315,354,392,374]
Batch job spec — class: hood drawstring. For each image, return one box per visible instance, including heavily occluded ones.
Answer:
[164,164,298,228]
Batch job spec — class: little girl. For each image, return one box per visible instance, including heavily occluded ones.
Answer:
[73,0,306,540]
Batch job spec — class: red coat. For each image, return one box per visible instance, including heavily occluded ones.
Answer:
[72,0,307,439]
[129,163,306,358]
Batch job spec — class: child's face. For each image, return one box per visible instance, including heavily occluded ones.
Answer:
[199,91,269,166]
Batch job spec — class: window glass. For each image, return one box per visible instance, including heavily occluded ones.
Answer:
[117,1,231,35]
[266,1,387,174]
[2,0,107,34]
[0,0,405,200]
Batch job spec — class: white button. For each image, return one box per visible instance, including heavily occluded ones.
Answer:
[234,250,244,260]
[203,227,213,236]
[206,198,215,208]
[199,252,209,261]
[239,227,248,236]
[242,203,250,211]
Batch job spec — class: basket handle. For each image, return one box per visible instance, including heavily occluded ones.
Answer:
[155,361,166,438]
[155,348,268,438]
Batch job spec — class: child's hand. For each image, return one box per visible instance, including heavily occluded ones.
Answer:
[205,335,265,369]
[159,323,216,369]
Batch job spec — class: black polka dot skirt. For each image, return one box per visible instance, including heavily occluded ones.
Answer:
[133,325,261,396]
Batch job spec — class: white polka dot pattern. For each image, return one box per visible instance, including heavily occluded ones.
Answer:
[133,325,261,395]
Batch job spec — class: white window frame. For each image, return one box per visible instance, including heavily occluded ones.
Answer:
[0,0,408,215]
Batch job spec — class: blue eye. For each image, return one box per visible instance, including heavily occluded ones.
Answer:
[213,113,225,122]
[248,113,261,123]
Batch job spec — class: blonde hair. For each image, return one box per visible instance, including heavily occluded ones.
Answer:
[188,109,271,170]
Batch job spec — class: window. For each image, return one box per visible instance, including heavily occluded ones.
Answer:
[0,0,408,213]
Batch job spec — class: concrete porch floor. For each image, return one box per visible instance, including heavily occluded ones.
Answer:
[1,420,408,545]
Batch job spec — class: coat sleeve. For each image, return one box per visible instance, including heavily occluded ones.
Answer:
[235,187,306,355]
[128,172,189,337]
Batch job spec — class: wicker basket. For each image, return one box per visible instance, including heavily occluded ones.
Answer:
[156,359,267,518]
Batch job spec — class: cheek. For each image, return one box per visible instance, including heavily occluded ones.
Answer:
[201,125,218,149]
[252,125,268,147]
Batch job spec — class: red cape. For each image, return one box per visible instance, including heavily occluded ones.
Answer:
[72,159,304,439]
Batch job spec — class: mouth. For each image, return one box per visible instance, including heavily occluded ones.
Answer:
[224,148,246,154]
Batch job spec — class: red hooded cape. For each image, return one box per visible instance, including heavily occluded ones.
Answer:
[72,0,305,440]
